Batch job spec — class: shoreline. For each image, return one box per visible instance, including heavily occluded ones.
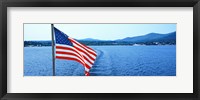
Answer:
[24,44,176,47]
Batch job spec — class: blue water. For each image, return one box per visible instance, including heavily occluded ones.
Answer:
[24,45,176,76]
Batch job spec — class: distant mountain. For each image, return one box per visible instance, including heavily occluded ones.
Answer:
[79,38,102,41]
[24,31,176,47]
[157,32,176,42]
[116,31,176,43]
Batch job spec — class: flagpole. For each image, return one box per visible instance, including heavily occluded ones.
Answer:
[51,24,56,76]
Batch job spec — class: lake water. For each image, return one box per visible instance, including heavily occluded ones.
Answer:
[24,45,176,76]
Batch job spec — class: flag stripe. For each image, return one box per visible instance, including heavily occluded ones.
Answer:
[56,44,95,63]
[82,43,96,52]
[85,68,89,72]
[56,51,84,62]
[56,55,91,69]
[56,45,94,70]
[72,42,97,56]
[56,51,93,68]
[56,49,94,65]
[56,45,93,68]
[73,43,96,58]
[72,42,97,57]
[56,45,83,59]
[56,56,85,67]
[69,38,97,56]
[56,45,94,64]
[69,37,96,53]
[56,50,83,60]
[73,46,95,63]
[73,46,95,61]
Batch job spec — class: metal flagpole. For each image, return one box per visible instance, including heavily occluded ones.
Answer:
[51,24,56,76]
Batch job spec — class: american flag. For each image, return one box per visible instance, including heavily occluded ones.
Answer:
[54,27,97,76]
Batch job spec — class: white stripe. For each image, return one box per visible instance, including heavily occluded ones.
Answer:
[56,50,92,67]
[73,41,96,55]
[56,44,93,72]
[56,44,71,47]
[69,37,97,55]
[57,48,95,64]
[85,61,92,68]
[75,50,95,63]
[56,49,83,60]
[73,43,96,59]
[56,49,92,67]
[56,44,95,63]
[56,54,85,65]
[85,67,89,72]
[56,44,84,60]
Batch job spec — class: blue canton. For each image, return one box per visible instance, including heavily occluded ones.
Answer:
[54,27,73,46]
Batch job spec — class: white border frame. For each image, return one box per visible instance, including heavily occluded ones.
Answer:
[7,7,193,93]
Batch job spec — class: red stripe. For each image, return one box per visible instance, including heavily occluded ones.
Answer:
[82,56,93,65]
[85,71,90,76]
[56,51,93,66]
[82,43,95,52]
[69,38,97,56]
[84,63,91,69]
[75,43,97,56]
[74,46,95,61]
[56,56,85,66]
[56,46,93,65]
[56,46,83,58]
[56,51,84,63]
[56,56,91,69]
[69,38,94,51]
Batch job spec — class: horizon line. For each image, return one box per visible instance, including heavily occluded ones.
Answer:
[24,31,176,41]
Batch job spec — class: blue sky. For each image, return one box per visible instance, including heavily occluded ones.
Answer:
[24,24,176,41]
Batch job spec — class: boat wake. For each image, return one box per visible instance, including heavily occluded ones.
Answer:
[89,49,113,76]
